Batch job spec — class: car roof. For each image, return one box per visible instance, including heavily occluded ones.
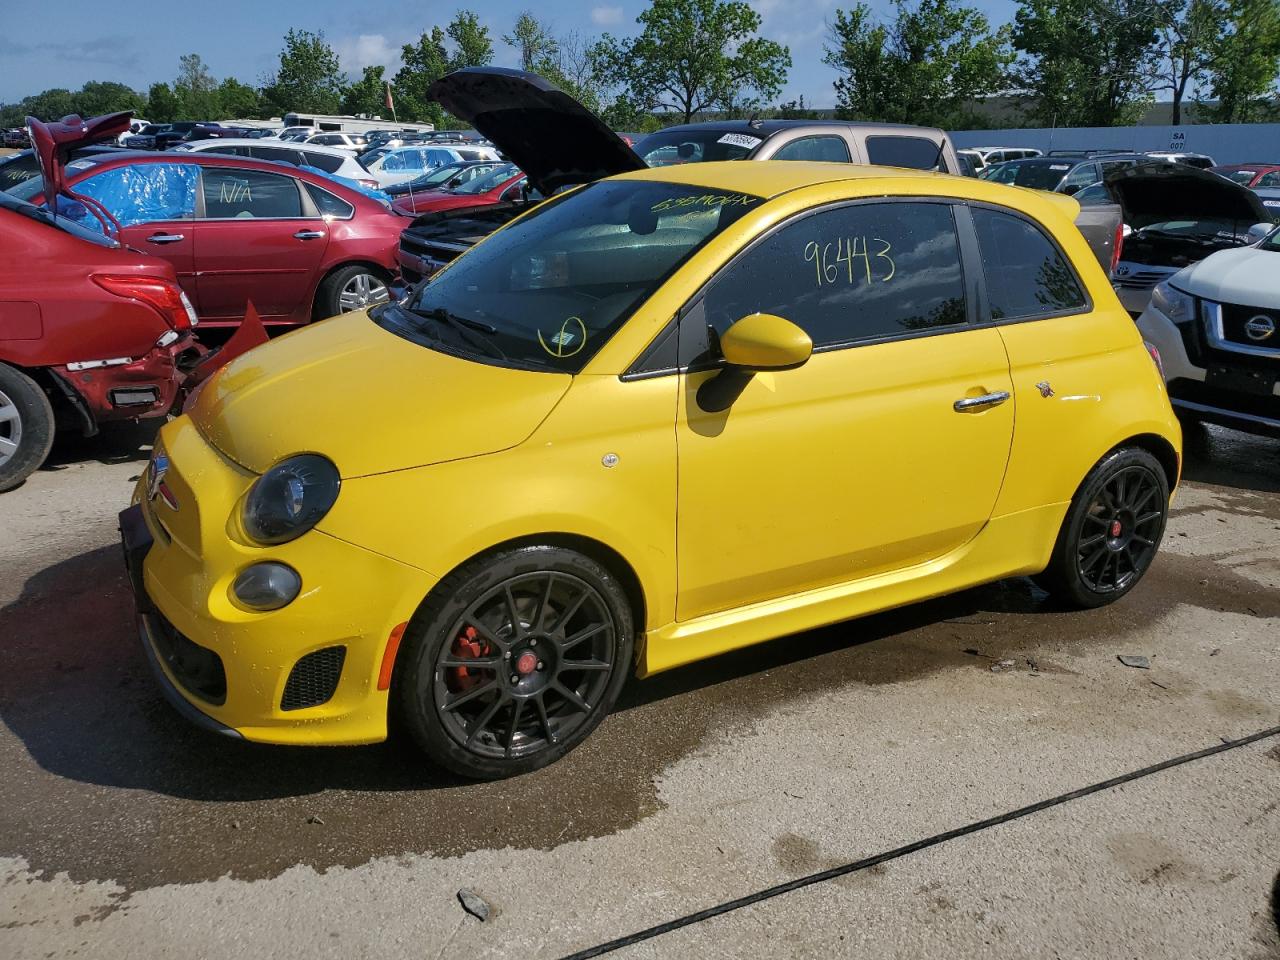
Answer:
[183,137,355,157]
[611,159,960,199]
[65,147,365,188]
[654,119,948,137]
[1213,163,1280,169]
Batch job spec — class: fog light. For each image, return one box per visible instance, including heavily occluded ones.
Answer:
[232,562,301,611]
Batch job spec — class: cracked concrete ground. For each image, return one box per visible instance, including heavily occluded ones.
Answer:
[1,419,1277,959]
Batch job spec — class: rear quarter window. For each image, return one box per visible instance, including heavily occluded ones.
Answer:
[302,151,344,173]
[971,208,1086,320]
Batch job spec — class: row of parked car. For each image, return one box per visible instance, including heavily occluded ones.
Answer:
[1,67,1276,495]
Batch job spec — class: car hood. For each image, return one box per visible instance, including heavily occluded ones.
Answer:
[393,191,497,216]
[1105,162,1270,230]
[189,309,572,477]
[26,111,132,210]
[426,67,646,195]
[1171,246,1280,304]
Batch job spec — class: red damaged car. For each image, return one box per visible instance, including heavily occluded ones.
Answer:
[10,125,408,329]
[0,114,203,491]
[390,163,535,217]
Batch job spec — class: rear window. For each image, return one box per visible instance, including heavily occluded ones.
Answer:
[249,146,303,166]
[982,160,1070,191]
[865,136,946,171]
[1219,169,1256,184]
[302,151,344,173]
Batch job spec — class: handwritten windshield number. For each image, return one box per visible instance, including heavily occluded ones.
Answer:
[805,237,895,287]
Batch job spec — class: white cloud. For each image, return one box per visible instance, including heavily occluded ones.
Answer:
[335,33,401,74]
[590,6,625,26]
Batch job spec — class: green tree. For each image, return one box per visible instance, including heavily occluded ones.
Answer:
[1012,0,1160,127]
[261,29,345,115]
[342,65,389,116]
[19,88,77,121]
[590,0,791,122]
[505,11,558,70]
[447,10,496,69]
[146,82,181,122]
[773,95,820,119]
[216,77,262,119]
[825,0,1013,128]
[174,53,218,119]
[1201,0,1280,122]
[1146,0,1227,125]
[76,81,147,118]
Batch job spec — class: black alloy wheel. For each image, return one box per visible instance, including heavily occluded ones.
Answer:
[398,547,633,779]
[1037,447,1170,608]
[1074,464,1165,594]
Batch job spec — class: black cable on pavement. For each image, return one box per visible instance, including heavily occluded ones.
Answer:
[560,723,1280,959]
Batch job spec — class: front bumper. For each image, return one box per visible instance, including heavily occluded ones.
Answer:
[119,419,437,745]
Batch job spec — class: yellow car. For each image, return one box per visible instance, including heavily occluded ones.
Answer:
[121,160,1181,779]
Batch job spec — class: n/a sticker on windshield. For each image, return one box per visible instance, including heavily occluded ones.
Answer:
[717,133,763,149]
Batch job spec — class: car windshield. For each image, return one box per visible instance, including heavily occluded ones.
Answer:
[405,163,483,190]
[980,160,1070,190]
[361,147,391,167]
[1218,169,1257,184]
[1257,226,1280,250]
[454,163,518,195]
[634,129,759,166]
[382,179,764,372]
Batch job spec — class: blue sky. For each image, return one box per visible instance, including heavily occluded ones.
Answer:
[2,0,1022,109]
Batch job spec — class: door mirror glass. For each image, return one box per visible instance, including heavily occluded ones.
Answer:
[719,313,812,370]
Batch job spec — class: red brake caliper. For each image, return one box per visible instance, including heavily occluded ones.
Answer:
[447,626,492,692]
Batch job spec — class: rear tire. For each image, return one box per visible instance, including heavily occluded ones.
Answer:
[0,364,55,493]
[1036,447,1169,608]
[396,545,634,780]
[314,265,391,320]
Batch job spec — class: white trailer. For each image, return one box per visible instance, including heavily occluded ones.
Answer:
[282,113,435,135]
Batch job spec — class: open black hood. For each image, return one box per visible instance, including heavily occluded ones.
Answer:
[426,67,646,196]
[1105,162,1270,229]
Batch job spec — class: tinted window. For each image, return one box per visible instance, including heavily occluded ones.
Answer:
[972,208,1085,320]
[249,146,303,166]
[1257,170,1280,187]
[304,182,355,218]
[1062,162,1099,191]
[74,163,198,227]
[311,135,341,145]
[772,136,852,163]
[302,151,344,173]
[703,201,966,348]
[634,128,760,166]
[202,168,302,218]
[983,160,1069,190]
[865,136,946,171]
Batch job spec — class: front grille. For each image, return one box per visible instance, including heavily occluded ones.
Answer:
[149,612,227,705]
[1220,303,1280,352]
[399,233,433,258]
[1114,268,1169,290]
[281,646,346,711]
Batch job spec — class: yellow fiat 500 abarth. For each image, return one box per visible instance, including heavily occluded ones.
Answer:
[121,162,1181,779]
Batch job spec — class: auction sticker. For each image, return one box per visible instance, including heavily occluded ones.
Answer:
[717,133,763,149]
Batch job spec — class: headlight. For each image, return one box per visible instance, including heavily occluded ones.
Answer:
[1149,280,1196,324]
[242,454,340,545]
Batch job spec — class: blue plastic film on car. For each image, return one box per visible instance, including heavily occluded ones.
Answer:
[69,163,198,232]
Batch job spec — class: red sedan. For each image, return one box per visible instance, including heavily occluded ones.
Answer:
[12,143,409,329]
[390,163,534,217]
[1210,163,1280,188]
[0,185,201,491]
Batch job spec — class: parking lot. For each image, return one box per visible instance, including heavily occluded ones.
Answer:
[1,420,1276,959]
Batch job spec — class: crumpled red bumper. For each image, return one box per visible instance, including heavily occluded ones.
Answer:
[53,332,205,426]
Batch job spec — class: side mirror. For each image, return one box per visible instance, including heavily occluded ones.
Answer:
[1061,183,1081,196]
[697,313,811,413]
[719,313,812,371]
[1247,221,1274,244]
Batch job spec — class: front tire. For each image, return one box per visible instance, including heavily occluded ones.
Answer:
[1036,447,1169,608]
[396,546,635,780]
[0,364,55,493]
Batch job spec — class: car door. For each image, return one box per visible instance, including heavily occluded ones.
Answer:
[675,199,1015,621]
[194,165,330,324]
[69,162,200,303]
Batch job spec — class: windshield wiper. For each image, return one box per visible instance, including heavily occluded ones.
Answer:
[414,305,506,359]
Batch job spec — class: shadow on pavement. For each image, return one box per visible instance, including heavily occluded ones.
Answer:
[1180,421,1280,494]
[40,418,162,472]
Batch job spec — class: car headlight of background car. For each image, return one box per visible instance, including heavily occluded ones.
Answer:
[1149,279,1196,325]
[242,454,341,545]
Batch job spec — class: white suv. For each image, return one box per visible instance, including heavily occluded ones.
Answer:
[302,132,369,155]
[1137,224,1280,438]
[174,139,378,189]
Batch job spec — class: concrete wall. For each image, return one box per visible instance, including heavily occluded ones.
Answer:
[949,124,1280,166]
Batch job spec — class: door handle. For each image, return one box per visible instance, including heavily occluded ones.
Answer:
[146,233,184,244]
[953,390,1011,412]
[293,230,325,240]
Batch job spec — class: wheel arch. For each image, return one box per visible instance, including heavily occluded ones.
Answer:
[1121,432,1180,492]
[311,260,397,320]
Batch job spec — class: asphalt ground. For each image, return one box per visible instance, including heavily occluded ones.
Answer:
[1,418,1277,959]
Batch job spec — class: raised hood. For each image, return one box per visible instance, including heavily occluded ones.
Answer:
[426,67,646,196]
[26,111,132,211]
[1105,162,1270,230]
[189,310,571,477]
